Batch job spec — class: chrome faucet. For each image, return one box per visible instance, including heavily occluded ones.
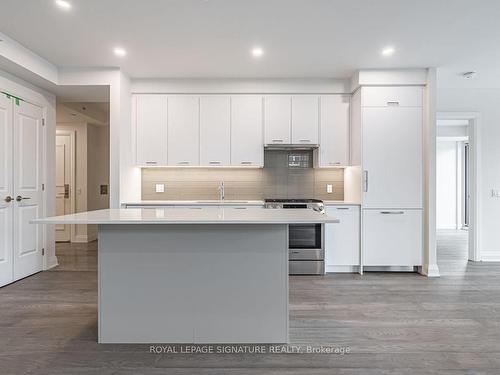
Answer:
[218,181,225,201]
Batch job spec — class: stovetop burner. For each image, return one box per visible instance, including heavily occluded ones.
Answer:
[264,198,325,213]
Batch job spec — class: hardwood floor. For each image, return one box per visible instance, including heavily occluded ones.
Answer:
[1,233,500,374]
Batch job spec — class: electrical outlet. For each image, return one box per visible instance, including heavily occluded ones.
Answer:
[492,189,500,198]
[155,184,165,193]
[326,184,333,194]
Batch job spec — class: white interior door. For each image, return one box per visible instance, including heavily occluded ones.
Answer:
[0,94,13,287]
[55,132,73,242]
[13,100,43,281]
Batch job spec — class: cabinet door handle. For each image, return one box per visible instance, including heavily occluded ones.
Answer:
[177,161,190,165]
[380,211,405,215]
[145,161,157,165]
[387,101,400,106]
[336,207,349,210]
[363,171,368,192]
[209,161,221,165]
[329,161,341,165]
[299,139,311,143]
[272,139,284,143]
[240,161,252,165]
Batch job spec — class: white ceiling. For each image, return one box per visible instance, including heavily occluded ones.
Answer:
[0,0,500,87]
[57,102,109,125]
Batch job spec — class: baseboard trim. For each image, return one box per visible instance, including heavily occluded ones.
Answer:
[419,263,440,277]
[72,235,90,243]
[480,251,500,262]
[45,255,59,270]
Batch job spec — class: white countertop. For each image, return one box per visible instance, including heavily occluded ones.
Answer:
[122,200,265,207]
[122,200,361,207]
[322,200,361,205]
[32,207,339,225]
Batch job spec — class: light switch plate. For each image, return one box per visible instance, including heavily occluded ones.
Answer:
[326,184,333,193]
[155,184,165,193]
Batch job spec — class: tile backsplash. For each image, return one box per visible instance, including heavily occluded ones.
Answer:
[142,168,344,201]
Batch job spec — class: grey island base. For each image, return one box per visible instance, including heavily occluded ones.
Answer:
[33,207,338,343]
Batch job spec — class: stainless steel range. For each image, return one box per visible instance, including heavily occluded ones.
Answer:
[265,199,325,275]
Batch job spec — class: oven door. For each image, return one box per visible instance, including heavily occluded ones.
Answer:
[288,224,322,249]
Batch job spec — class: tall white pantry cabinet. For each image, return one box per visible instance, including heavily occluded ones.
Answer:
[352,86,424,268]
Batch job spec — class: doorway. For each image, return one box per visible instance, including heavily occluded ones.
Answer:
[436,112,480,268]
[55,130,75,242]
[55,101,110,245]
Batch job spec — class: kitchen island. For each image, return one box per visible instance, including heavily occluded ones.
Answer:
[33,207,338,344]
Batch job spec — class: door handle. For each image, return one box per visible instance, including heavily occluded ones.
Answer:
[363,171,368,192]
[380,211,405,215]
[16,196,31,202]
[4,196,13,203]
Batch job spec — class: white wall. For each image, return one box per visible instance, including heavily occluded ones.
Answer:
[436,141,458,229]
[131,78,351,94]
[87,124,110,240]
[438,87,500,259]
[87,124,110,211]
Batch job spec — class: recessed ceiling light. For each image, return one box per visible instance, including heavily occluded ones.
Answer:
[55,0,72,10]
[251,47,264,58]
[114,47,127,57]
[381,46,395,57]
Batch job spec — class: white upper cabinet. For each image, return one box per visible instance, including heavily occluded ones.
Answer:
[230,96,263,166]
[362,105,423,208]
[264,96,291,145]
[200,96,231,166]
[167,96,200,166]
[291,96,319,145]
[319,95,350,167]
[362,86,423,107]
[135,95,167,166]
